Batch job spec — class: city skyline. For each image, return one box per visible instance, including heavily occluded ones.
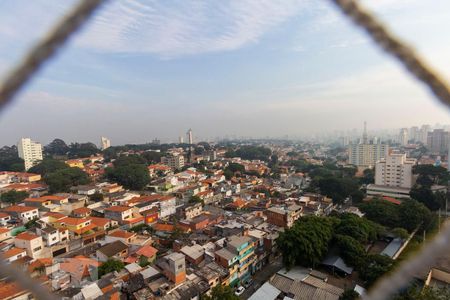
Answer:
[0,0,450,145]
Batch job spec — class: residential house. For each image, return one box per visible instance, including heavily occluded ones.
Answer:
[0,227,11,242]
[157,252,186,284]
[96,240,129,262]
[105,229,136,245]
[14,232,44,258]
[3,205,39,223]
[0,212,11,226]
[104,206,133,223]
[2,247,27,263]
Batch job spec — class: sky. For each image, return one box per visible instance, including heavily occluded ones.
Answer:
[0,0,450,146]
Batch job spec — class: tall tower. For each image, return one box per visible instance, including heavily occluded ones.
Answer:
[179,136,184,144]
[101,136,111,150]
[18,138,43,170]
[187,129,193,145]
[362,121,368,144]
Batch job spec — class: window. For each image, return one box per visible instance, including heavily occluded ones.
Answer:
[33,246,41,252]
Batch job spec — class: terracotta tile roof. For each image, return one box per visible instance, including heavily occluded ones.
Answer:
[5,183,44,191]
[3,205,37,213]
[24,197,49,203]
[28,258,53,272]
[105,206,131,212]
[15,232,39,241]
[55,217,90,226]
[153,223,174,232]
[124,255,138,264]
[0,227,10,234]
[71,223,96,235]
[108,230,135,239]
[2,247,26,259]
[43,212,66,220]
[72,207,91,214]
[136,245,158,258]
[382,196,402,205]
[0,281,28,299]
[89,217,111,227]
[40,195,67,201]
[0,212,10,218]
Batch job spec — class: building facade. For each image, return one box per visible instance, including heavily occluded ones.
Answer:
[375,152,416,189]
[161,154,185,170]
[101,136,111,150]
[18,138,43,170]
[427,129,449,154]
[348,142,389,168]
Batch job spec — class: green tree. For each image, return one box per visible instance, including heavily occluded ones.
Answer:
[276,216,335,269]
[68,142,100,158]
[360,168,375,185]
[340,289,359,300]
[45,167,90,193]
[106,164,150,190]
[89,192,104,202]
[359,199,400,229]
[0,190,28,204]
[335,234,366,269]
[138,255,150,267]
[410,186,444,211]
[398,199,432,232]
[201,285,239,300]
[0,146,24,171]
[98,259,125,278]
[359,254,394,287]
[44,139,70,156]
[28,158,68,175]
[335,213,379,243]
[189,195,203,204]
[113,155,146,167]
[317,177,359,204]
[391,228,409,240]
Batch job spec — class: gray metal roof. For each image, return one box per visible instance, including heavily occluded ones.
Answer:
[381,238,402,258]
[322,255,353,275]
[248,282,281,300]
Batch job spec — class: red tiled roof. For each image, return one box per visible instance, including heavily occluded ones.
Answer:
[55,217,90,226]
[0,227,10,235]
[2,247,26,259]
[15,232,39,241]
[0,281,27,299]
[136,245,158,258]
[382,196,402,205]
[108,230,135,239]
[89,217,111,227]
[105,206,131,212]
[72,207,91,214]
[3,205,37,213]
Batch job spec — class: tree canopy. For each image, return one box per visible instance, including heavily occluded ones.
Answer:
[225,145,272,161]
[201,284,239,300]
[0,190,28,204]
[44,139,70,156]
[316,177,360,204]
[0,146,24,171]
[106,164,149,190]
[67,142,100,158]
[28,158,68,175]
[276,216,335,269]
[98,259,124,278]
[46,167,90,193]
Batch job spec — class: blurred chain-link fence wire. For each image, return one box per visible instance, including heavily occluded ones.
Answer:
[0,0,449,299]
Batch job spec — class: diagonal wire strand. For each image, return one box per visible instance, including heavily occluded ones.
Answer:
[0,0,107,112]
[330,0,450,108]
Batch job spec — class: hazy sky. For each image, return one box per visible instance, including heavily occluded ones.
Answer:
[1,0,450,146]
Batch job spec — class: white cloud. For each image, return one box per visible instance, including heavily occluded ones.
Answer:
[74,0,305,57]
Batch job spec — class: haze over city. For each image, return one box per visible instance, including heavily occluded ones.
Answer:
[0,0,450,145]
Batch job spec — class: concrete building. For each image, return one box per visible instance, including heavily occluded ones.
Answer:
[348,142,389,168]
[348,123,388,168]
[100,136,111,150]
[17,138,43,170]
[419,125,431,144]
[427,129,449,154]
[158,252,186,284]
[265,205,302,228]
[161,154,185,170]
[399,128,408,146]
[375,152,416,189]
[409,126,419,142]
[187,128,193,145]
[14,232,44,258]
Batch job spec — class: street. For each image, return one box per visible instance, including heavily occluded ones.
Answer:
[240,256,283,299]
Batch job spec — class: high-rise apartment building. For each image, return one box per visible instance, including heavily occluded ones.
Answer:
[161,154,185,170]
[375,152,416,189]
[418,125,430,144]
[399,128,408,146]
[409,126,419,142]
[186,128,193,145]
[347,123,388,168]
[427,129,449,154]
[100,136,111,150]
[17,138,43,170]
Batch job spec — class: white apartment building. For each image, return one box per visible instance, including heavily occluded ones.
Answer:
[101,136,111,150]
[375,152,416,189]
[399,128,408,146]
[18,138,43,170]
[161,154,185,170]
[348,142,389,168]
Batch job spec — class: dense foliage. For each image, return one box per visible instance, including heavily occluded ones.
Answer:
[106,156,150,190]
[67,142,100,158]
[44,139,70,156]
[276,216,335,269]
[359,199,433,232]
[0,146,24,171]
[225,145,272,161]
[98,259,125,278]
[29,158,90,192]
[201,284,239,300]
[0,190,28,204]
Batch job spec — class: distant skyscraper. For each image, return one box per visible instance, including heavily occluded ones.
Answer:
[179,136,184,144]
[187,129,193,145]
[101,136,111,150]
[419,125,430,144]
[18,138,43,170]
[427,129,450,154]
[409,126,419,142]
[348,123,389,168]
[399,128,408,146]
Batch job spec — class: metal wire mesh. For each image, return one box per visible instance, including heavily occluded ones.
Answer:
[0,0,449,299]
